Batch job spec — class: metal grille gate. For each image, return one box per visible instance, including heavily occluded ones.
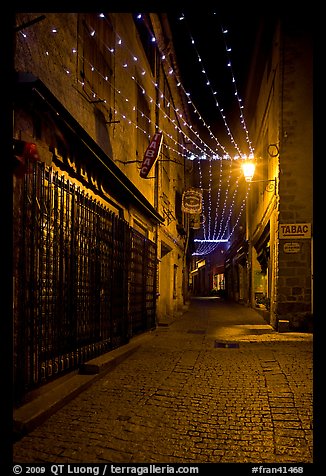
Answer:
[13,162,157,403]
[129,230,157,334]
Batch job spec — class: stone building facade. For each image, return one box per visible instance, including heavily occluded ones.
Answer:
[13,12,192,402]
[225,17,313,331]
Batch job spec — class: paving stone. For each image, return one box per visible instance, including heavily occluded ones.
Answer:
[12,298,313,464]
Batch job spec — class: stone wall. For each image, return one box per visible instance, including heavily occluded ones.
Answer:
[277,24,313,330]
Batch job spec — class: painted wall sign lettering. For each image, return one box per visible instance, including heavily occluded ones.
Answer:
[283,242,301,253]
[279,223,311,239]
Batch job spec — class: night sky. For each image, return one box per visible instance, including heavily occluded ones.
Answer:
[166,9,265,246]
[167,9,264,156]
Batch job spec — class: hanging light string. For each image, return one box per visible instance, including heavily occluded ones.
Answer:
[193,189,248,257]
[167,64,233,245]
[216,177,239,241]
[207,156,213,239]
[196,156,208,241]
[17,14,245,257]
[171,13,250,250]
[211,157,223,240]
[100,13,224,160]
[178,83,232,157]
[18,30,199,174]
[94,10,242,252]
[88,8,246,223]
[175,12,254,253]
[132,14,244,160]
[193,187,248,257]
[164,15,236,250]
[219,20,254,157]
[17,13,246,166]
[19,15,238,249]
[193,242,220,256]
[175,14,251,255]
[196,158,246,253]
[18,16,220,166]
[177,12,244,158]
[214,159,233,240]
[83,14,230,164]
[88,17,209,160]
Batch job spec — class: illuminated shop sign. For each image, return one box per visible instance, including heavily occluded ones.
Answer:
[139,132,163,178]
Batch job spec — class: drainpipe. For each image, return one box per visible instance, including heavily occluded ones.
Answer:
[154,33,161,315]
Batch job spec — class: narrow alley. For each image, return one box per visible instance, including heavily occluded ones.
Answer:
[8,11,314,476]
[13,298,313,466]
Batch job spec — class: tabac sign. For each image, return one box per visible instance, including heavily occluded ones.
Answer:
[139,132,163,178]
[279,223,311,239]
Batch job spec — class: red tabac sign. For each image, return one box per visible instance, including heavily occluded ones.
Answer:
[139,132,163,178]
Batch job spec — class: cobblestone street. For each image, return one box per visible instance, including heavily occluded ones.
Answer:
[12,298,313,466]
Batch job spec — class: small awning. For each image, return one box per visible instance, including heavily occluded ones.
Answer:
[14,72,165,225]
[253,223,270,254]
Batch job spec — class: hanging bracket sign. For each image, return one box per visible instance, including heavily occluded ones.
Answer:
[139,132,163,178]
[182,188,203,214]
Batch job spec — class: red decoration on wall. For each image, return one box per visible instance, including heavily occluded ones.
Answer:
[13,141,41,177]
[23,142,40,162]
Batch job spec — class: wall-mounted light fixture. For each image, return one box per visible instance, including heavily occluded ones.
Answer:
[241,158,276,192]
[242,159,256,182]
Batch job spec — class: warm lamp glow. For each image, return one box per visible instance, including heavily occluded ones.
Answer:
[241,159,255,182]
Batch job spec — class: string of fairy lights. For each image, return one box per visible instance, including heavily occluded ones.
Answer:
[17,12,254,257]
[175,12,253,255]
[178,13,242,158]
[86,13,227,163]
[19,17,216,165]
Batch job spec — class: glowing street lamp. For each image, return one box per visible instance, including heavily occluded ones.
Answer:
[241,158,256,182]
[241,157,276,191]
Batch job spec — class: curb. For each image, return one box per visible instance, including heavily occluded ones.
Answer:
[13,331,155,441]
[156,302,190,327]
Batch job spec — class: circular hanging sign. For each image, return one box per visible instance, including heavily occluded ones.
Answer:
[182,189,202,214]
